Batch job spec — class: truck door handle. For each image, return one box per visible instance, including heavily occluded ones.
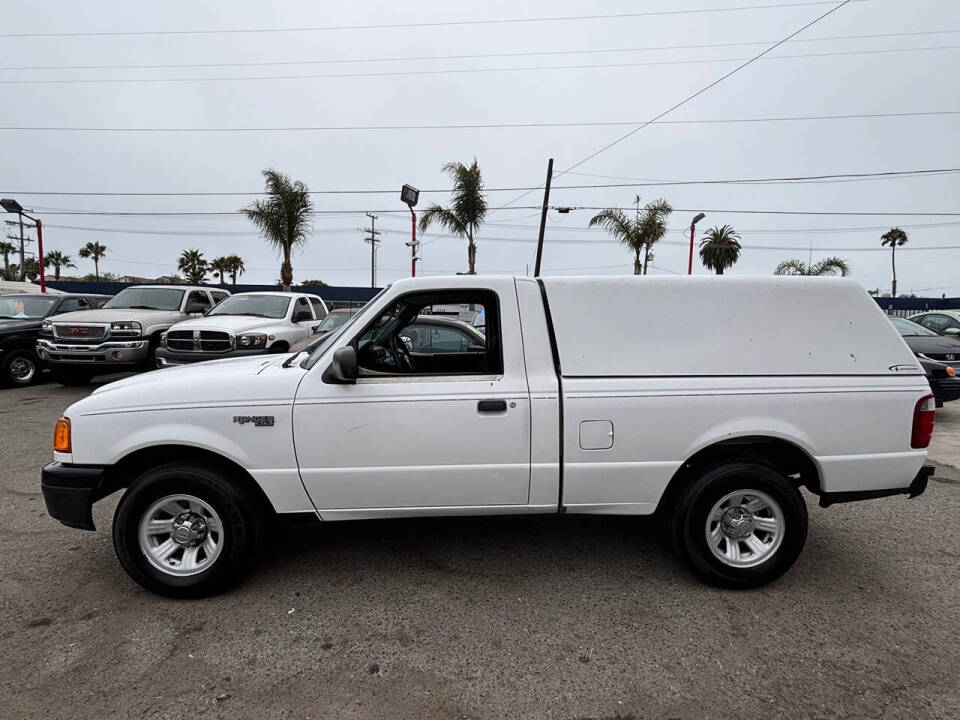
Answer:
[477,399,507,413]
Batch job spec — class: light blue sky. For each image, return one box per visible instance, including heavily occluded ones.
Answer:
[1,0,958,294]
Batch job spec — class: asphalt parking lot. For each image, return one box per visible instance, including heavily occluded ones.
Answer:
[1,377,958,720]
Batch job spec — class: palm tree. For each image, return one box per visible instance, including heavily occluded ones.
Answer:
[44,250,76,280]
[699,225,742,275]
[774,257,850,276]
[177,249,208,284]
[225,254,245,285]
[210,256,231,284]
[241,169,312,291]
[589,197,673,275]
[77,241,107,280]
[0,240,14,275]
[419,159,487,274]
[881,227,908,298]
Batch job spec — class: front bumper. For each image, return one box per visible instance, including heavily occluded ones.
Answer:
[37,337,148,365]
[156,346,268,366]
[818,464,933,508]
[41,462,112,531]
[928,376,960,405]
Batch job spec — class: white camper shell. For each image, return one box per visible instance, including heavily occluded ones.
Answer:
[41,275,934,597]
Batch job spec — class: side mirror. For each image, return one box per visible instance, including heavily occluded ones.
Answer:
[400,335,413,351]
[322,346,358,384]
[185,302,206,314]
[944,327,960,337]
[292,310,312,323]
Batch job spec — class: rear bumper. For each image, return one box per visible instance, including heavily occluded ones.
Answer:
[41,462,111,530]
[818,464,933,508]
[156,346,267,366]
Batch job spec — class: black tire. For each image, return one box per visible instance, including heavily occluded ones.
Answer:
[51,366,93,386]
[668,462,807,589]
[142,335,161,371]
[2,348,41,387]
[112,463,264,598]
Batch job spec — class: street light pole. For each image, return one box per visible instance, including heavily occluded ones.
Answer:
[400,184,420,278]
[2,198,45,292]
[1,199,45,291]
[688,212,706,275]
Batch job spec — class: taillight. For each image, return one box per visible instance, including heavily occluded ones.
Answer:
[53,417,71,453]
[911,394,935,449]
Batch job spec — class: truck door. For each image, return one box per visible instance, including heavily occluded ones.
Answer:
[292,280,532,515]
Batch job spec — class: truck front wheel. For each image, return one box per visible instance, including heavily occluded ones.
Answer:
[112,463,263,598]
[51,366,93,386]
[668,462,807,589]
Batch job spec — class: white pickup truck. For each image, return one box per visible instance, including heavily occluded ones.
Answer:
[155,291,329,366]
[41,275,935,597]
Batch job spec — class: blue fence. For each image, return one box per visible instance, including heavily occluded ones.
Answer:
[873,296,960,317]
[43,280,380,306]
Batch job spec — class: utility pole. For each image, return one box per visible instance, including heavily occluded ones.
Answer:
[5,220,32,280]
[363,213,380,288]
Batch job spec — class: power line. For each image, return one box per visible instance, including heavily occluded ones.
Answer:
[493,0,856,214]
[0,2,862,39]
[1,43,949,85]
[6,167,960,197]
[3,27,953,71]
[22,206,960,218]
[3,110,958,133]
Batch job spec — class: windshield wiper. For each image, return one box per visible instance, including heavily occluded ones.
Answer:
[114,305,161,310]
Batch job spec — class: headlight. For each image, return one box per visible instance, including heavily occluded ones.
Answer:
[237,333,267,347]
[159,332,168,348]
[110,321,141,331]
[41,320,53,335]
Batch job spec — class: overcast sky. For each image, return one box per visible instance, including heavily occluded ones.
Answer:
[2,0,958,294]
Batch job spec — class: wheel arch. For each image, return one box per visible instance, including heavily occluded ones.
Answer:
[105,444,277,519]
[655,435,821,515]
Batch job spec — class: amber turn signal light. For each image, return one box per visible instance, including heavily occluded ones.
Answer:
[54,417,71,453]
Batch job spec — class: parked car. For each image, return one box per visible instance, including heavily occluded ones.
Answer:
[37,285,229,385]
[915,355,960,407]
[888,315,960,368]
[908,310,960,338]
[289,313,482,358]
[0,293,110,387]
[41,276,934,597]
[155,292,328,367]
[288,307,358,353]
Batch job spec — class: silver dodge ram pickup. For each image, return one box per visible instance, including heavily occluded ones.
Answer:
[37,285,229,385]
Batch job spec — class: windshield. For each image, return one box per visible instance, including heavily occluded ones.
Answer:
[317,311,354,332]
[0,295,58,319]
[300,291,387,370]
[891,316,939,337]
[104,287,185,311]
[207,294,291,319]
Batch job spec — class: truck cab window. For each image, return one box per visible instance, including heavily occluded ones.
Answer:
[354,291,499,376]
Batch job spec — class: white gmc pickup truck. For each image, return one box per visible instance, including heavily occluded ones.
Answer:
[41,276,935,597]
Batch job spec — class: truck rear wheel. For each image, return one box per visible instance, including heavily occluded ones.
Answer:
[112,463,263,598]
[668,462,807,589]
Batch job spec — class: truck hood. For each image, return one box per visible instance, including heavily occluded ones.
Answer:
[67,354,307,416]
[168,315,287,334]
[48,308,181,324]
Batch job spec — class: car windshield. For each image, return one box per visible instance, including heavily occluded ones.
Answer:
[299,290,388,370]
[317,311,354,332]
[891,316,939,337]
[104,288,185,311]
[207,295,290,319]
[0,295,58,319]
